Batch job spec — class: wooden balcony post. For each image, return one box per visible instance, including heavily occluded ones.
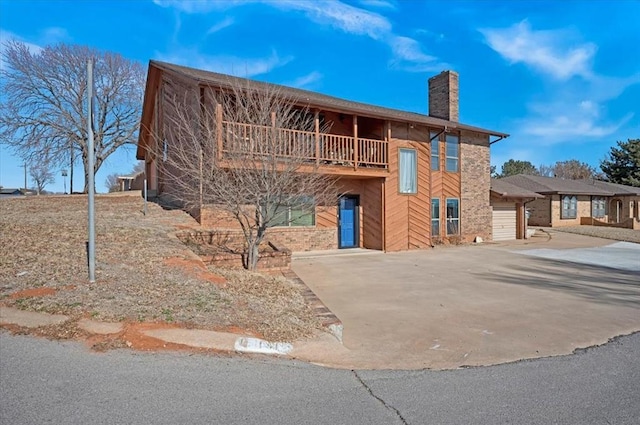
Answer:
[215,103,223,161]
[314,110,320,165]
[353,115,358,170]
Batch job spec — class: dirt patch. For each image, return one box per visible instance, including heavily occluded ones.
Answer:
[9,287,57,299]
[0,195,320,342]
[163,256,226,285]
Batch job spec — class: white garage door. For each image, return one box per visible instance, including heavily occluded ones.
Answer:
[492,202,516,241]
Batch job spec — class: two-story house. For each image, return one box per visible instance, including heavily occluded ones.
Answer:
[136,61,508,251]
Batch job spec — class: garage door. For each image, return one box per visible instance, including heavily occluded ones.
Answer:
[492,202,516,241]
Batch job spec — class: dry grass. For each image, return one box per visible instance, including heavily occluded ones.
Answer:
[0,193,320,341]
[549,225,640,244]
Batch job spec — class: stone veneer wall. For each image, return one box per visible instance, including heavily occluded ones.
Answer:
[460,130,491,242]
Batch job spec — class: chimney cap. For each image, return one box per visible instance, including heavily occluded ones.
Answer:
[428,70,459,81]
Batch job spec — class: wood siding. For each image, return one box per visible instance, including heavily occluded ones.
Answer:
[384,123,431,252]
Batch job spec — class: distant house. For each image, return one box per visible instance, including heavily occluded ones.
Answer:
[0,188,25,198]
[500,175,640,229]
[136,61,510,251]
[116,171,144,191]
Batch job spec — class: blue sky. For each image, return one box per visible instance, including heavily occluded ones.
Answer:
[1,0,639,192]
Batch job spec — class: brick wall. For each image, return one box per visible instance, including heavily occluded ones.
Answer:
[267,227,337,251]
[527,198,551,226]
[199,204,337,251]
[460,130,491,242]
[551,195,591,227]
[428,71,459,122]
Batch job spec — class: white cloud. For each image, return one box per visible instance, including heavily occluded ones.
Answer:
[206,17,235,35]
[270,0,391,40]
[285,71,323,89]
[0,29,43,55]
[519,98,633,143]
[152,0,238,13]
[156,48,293,77]
[359,0,397,9]
[40,26,71,44]
[153,0,444,73]
[480,20,596,80]
[388,35,447,72]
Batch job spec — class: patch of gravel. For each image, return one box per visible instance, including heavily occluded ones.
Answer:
[548,225,640,244]
[0,194,319,341]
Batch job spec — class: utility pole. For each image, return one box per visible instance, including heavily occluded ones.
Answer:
[87,60,96,283]
[70,145,74,194]
[23,162,27,191]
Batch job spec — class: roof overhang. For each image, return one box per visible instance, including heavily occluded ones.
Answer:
[147,60,510,139]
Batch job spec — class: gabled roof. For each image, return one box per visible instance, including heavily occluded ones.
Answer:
[148,60,509,138]
[490,178,544,199]
[500,175,614,196]
[579,179,640,196]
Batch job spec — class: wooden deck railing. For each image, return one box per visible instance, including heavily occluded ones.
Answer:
[221,121,388,170]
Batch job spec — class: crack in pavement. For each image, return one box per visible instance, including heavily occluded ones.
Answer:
[352,370,409,425]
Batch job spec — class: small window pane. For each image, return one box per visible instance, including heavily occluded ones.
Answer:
[290,207,315,226]
[445,134,459,172]
[399,148,417,194]
[446,198,459,235]
[431,198,440,236]
[430,131,439,171]
[561,195,577,219]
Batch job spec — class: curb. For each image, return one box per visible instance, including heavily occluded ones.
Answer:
[281,269,343,343]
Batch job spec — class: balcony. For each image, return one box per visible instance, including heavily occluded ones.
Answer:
[220,121,389,174]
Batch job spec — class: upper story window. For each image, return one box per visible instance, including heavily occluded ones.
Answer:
[592,196,606,218]
[561,195,577,219]
[445,134,459,172]
[399,148,417,194]
[430,131,439,171]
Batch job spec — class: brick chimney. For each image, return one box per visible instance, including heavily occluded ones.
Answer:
[428,70,459,122]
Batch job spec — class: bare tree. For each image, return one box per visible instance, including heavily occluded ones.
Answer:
[105,173,121,192]
[0,41,145,193]
[538,160,596,179]
[29,162,55,195]
[156,77,339,270]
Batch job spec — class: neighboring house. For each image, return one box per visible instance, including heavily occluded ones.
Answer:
[136,61,509,251]
[500,175,640,229]
[117,171,144,191]
[0,188,24,198]
[490,178,544,240]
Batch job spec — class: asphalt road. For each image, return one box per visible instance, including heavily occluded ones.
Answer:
[1,332,639,424]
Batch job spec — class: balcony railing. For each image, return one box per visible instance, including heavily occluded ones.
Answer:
[220,121,388,170]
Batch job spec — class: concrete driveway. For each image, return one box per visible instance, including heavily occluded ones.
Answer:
[291,231,640,369]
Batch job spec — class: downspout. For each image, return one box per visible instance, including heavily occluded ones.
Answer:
[522,198,537,239]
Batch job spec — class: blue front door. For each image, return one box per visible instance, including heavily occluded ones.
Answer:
[339,196,358,248]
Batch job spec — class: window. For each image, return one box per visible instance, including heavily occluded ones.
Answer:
[399,148,417,194]
[592,196,606,218]
[431,198,440,237]
[446,198,459,235]
[430,131,439,171]
[162,139,168,162]
[265,197,315,227]
[445,134,459,172]
[561,195,577,219]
